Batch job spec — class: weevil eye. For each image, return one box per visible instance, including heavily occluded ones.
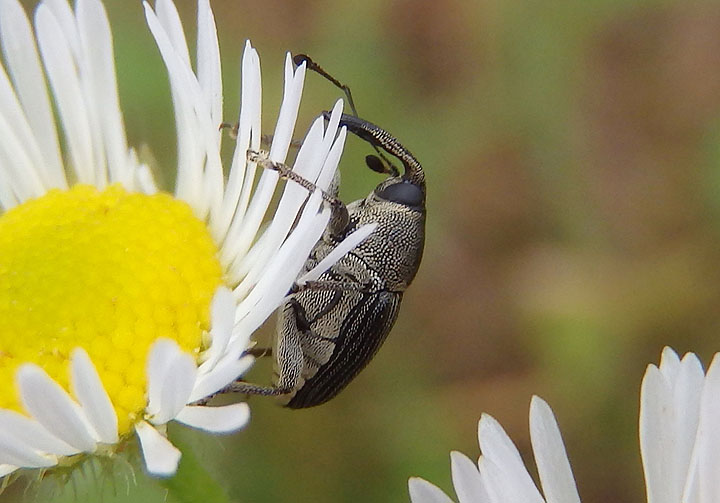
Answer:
[375,181,424,207]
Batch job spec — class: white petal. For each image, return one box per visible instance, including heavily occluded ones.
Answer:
[478,414,544,503]
[694,353,720,502]
[43,0,80,59]
[529,397,580,503]
[191,354,254,402]
[297,223,377,285]
[0,464,18,477]
[450,451,488,503]
[268,53,305,162]
[0,55,51,191]
[641,351,704,503]
[135,163,158,195]
[0,108,46,200]
[175,403,250,433]
[143,1,202,210]
[71,348,118,444]
[216,41,260,239]
[231,193,330,337]
[658,346,682,382]
[0,409,77,456]
[151,349,197,425]
[35,4,95,184]
[16,365,97,452]
[222,53,305,267]
[0,0,65,188]
[196,0,222,131]
[315,100,345,190]
[155,0,190,66]
[135,421,181,477]
[76,0,132,188]
[641,364,672,503]
[230,117,329,294]
[480,454,545,503]
[408,477,455,503]
[146,338,178,417]
[145,0,224,224]
[0,429,56,468]
[202,287,236,369]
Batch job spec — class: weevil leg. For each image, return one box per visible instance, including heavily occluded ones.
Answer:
[261,134,303,150]
[247,149,349,235]
[225,381,290,396]
[219,123,302,149]
[247,149,336,203]
[219,121,238,139]
[190,381,292,406]
[246,347,273,358]
[290,280,374,294]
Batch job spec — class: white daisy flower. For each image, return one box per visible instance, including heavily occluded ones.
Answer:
[409,347,720,503]
[0,0,366,480]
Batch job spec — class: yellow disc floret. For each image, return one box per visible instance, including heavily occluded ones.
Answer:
[0,185,222,434]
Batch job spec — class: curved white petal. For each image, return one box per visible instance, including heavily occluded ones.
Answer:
[221,53,305,266]
[691,353,720,502]
[0,464,18,477]
[143,0,203,211]
[155,0,190,66]
[217,41,260,240]
[0,0,65,188]
[35,4,96,185]
[135,162,158,195]
[641,349,705,503]
[450,451,488,503]
[76,0,131,188]
[232,116,327,283]
[297,223,377,285]
[202,286,236,369]
[175,403,250,433]
[43,0,80,60]
[478,414,545,503]
[71,348,119,444]
[16,365,97,452]
[192,354,254,402]
[408,477,455,503]
[196,0,222,135]
[529,397,580,503]
[0,409,77,456]
[135,421,181,477]
[146,338,178,417]
[230,191,330,340]
[145,339,197,425]
[0,429,56,468]
[152,350,197,425]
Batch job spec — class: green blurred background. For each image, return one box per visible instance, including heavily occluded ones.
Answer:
[9,0,720,501]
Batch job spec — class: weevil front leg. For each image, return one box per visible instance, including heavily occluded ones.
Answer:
[247,149,349,237]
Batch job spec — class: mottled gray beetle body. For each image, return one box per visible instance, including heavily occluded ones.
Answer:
[218,111,426,409]
[274,143,426,407]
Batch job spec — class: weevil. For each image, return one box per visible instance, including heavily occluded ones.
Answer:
[226,56,426,408]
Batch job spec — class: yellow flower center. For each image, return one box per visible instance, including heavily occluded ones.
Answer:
[0,185,222,434]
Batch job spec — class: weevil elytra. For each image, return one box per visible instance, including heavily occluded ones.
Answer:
[225,56,426,408]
